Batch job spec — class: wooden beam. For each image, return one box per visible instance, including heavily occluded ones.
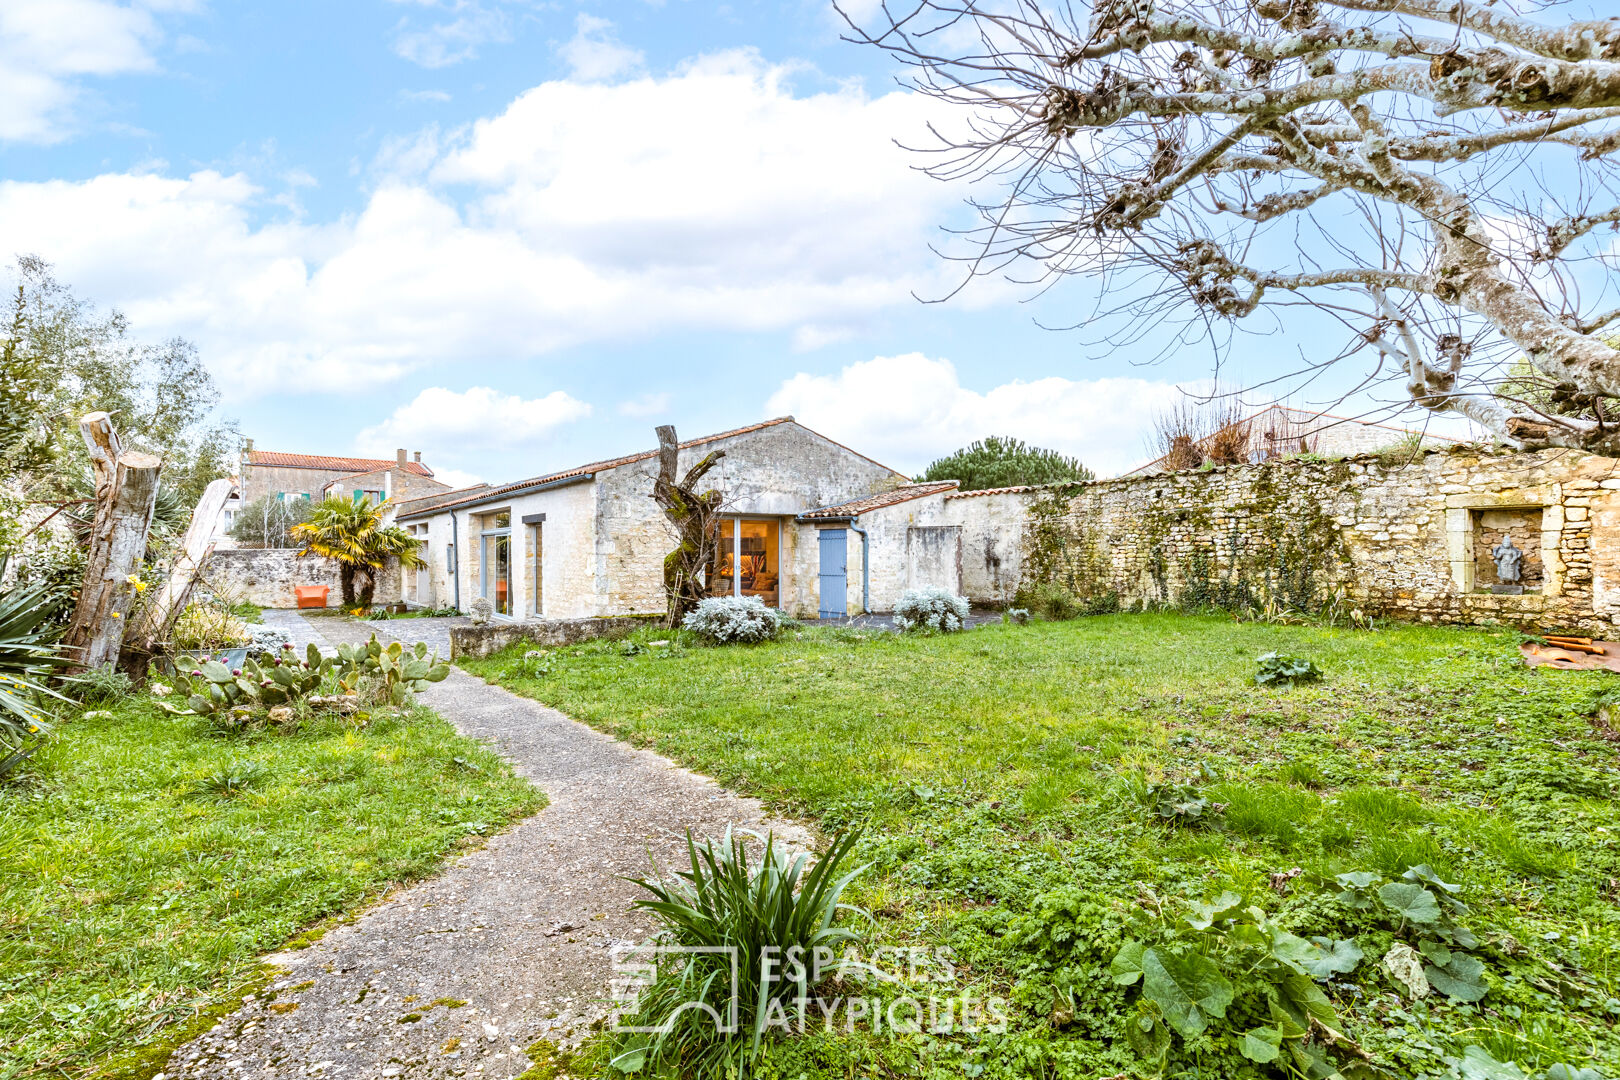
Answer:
[132,476,234,656]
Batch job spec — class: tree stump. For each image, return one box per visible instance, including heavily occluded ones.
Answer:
[130,476,234,666]
[61,413,162,671]
[652,425,725,628]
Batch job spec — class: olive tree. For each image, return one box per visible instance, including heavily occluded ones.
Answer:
[841,0,1620,449]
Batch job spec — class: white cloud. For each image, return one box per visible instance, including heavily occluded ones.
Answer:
[355,386,593,466]
[390,2,511,68]
[0,52,960,391]
[399,88,452,104]
[0,0,193,143]
[558,14,643,82]
[617,392,671,418]
[766,353,1192,477]
[427,466,484,489]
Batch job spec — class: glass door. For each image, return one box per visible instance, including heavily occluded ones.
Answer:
[480,511,512,617]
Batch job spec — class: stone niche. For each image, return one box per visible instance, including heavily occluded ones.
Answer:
[1472,506,1544,590]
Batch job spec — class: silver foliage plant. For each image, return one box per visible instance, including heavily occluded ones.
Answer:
[682,595,786,644]
[895,588,972,632]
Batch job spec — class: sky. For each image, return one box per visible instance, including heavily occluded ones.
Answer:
[0,0,1467,487]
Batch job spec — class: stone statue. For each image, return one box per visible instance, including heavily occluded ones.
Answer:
[1491,536,1524,583]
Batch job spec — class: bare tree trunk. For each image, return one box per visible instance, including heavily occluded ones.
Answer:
[62,413,162,671]
[128,476,234,670]
[651,425,726,629]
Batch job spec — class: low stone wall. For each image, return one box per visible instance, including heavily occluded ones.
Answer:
[202,548,402,609]
[1011,446,1620,634]
[449,615,661,660]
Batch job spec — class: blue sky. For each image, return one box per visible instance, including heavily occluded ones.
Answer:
[0,0,1454,485]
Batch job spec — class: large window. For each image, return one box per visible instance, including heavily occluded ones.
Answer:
[480,511,512,618]
[708,518,780,607]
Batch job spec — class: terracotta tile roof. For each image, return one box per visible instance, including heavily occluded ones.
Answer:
[944,484,1044,498]
[395,417,855,520]
[248,451,436,477]
[799,481,960,519]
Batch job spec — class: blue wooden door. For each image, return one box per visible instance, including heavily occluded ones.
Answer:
[818,529,847,619]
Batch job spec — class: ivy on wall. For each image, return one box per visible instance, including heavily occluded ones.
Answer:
[1017,463,1353,614]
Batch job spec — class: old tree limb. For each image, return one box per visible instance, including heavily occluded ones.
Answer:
[652,425,725,628]
[61,413,162,671]
[840,0,1620,449]
[130,477,234,661]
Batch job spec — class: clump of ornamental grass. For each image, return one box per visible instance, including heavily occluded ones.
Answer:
[609,829,866,1078]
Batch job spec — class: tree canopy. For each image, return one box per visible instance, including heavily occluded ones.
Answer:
[1,256,235,509]
[843,0,1620,453]
[920,436,1094,489]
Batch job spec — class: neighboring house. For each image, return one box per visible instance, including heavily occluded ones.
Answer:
[393,417,941,620]
[1125,405,1466,477]
[238,441,449,505]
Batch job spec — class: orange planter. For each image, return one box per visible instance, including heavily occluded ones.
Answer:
[295,585,329,609]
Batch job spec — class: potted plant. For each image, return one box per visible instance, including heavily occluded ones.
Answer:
[166,603,252,672]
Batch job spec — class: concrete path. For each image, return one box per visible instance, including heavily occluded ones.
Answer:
[167,613,806,1080]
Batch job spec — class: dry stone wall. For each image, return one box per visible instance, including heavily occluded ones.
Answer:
[1010,446,1620,633]
[202,548,402,609]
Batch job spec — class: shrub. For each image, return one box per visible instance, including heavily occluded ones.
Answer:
[612,830,866,1077]
[1005,607,1032,624]
[894,587,970,632]
[1255,652,1323,687]
[682,595,785,644]
[1015,581,1081,620]
[66,664,134,705]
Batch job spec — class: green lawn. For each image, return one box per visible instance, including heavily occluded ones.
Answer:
[463,614,1620,1079]
[0,697,541,1080]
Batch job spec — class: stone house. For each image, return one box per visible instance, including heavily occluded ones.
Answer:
[238,442,448,505]
[391,418,918,620]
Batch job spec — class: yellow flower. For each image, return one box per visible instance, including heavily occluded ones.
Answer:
[111,611,121,618]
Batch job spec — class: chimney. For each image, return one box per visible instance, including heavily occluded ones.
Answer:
[397,448,407,468]
[414,451,422,464]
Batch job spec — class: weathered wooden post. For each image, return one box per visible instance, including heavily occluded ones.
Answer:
[132,476,234,658]
[61,412,162,671]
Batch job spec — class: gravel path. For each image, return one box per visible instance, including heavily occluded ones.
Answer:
[167,613,807,1080]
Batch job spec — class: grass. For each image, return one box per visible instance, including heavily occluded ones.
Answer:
[0,695,542,1080]
[463,613,1620,1078]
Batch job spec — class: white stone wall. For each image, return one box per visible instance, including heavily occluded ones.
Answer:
[945,490,1031,604]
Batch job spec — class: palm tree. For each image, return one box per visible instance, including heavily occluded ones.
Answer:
[291,496,426,609]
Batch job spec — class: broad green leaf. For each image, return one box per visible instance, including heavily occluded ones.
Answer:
[1140,948,1233,1039]
[609,1047,647,1073]
[1125,1001,1169,1061]
[1186,890,1245,930]
[1305,937,1365,978]
[1452,1045,1527,1080]
[1403,863,1461,894]
[1335,871,1380,890]
[1378,881,1441,925]
[1240,1025,1283,1064]
[200,660,232,683]
[1266,931,1323,975]
[1425,954,1488,1002]
[1418,938,1453,965]
[1110,941,1146,986]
